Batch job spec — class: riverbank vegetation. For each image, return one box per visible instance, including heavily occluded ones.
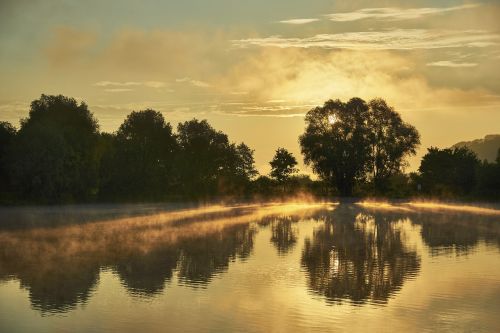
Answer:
[0,94,498,204]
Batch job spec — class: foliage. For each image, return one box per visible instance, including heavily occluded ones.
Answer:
[0,122,17,197]
[368,99,420,193]
[300,98,372,196]
[99,110,178,200]
[418,146,480,197]
[7,95,100,202]
[176,119,256,197]
[269,148,298,183]
[0,94,498,203]
[300,97,419,196]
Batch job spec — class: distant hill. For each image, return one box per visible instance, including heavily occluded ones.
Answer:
[453,134,500,162]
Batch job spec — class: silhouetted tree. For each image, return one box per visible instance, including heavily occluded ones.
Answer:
[419,146,480,197]
[475,149,500,199]
[0,122,16,197]
[177,119,256,197]
[368,99,420,192]
[300,98,372,196]
[233,143,258,180]
[99,110,178,200]
[269,147,298,183]
[219,142,259,194]
[8,95,100,202]
[300,98,420,197]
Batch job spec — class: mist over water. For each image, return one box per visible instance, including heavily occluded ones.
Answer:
[0,201,499,332]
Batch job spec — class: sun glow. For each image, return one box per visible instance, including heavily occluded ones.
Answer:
[328,114,337,124]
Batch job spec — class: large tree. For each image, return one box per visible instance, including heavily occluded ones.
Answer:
[8,95,100,202]
[99,109,178,200]
[368,99,420,192]
[300,98,372,196]
[269,147,298,183]
[300,97,419,196]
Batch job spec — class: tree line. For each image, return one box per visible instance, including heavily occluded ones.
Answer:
[0,94,498,203]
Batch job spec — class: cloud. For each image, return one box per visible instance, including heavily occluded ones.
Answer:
[426,60,478,67]
[45,26,96,66]
[176,77,211,88]
[233,29,499,50]
[104,88,133,93]
[94,81,166,88]
[279,18,319,25]
[217,47,500,116]
[326,4,480,22]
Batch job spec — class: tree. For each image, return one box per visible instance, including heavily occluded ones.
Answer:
[8,95,100,202]
[233,143,258,180]
[99,109,178,200]
[368,99,420,192]
[300,98,372,196]
[300,97,420,196]
[177,119,252,197]
[473,148,500,199]
[418,146,480,197]
[0,122,16,197]
[269,148,298,183]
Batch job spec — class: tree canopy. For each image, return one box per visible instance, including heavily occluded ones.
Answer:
[368,98,420,192]
[99,110,178,200]
[300,97,419,196]
[8,95,100,202]
[418,146,480,197]
[269,147,298,183]
[0,94,498,203]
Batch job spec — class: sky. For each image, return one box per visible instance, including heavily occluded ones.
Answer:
[1,0,499,174]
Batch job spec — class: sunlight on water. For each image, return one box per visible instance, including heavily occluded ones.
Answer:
[0,201,499,332]
[358,200,500,215]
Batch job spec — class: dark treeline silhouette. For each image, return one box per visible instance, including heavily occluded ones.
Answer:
[0,94,499,203]
[0,95,266,203]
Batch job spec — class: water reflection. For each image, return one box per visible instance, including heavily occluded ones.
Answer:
[0,202,499,316]
[177,224,256,286]
[301,205,420,305]
[259,214,300,255]
[115,246,179,296]
[358,203,500,256]
[0,203,321,313]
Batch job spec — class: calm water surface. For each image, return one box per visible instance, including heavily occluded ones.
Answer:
[0,202,499,332]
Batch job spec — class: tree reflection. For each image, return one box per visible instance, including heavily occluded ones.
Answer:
[301,205,420,304]
[270,216,299,255]
[0,205,271,313]
[177,225,255,286]
[114,247,180,296]
[410,210,500,256]
[258,214,300,255]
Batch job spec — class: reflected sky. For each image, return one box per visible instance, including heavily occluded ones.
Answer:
[0,202,500,332]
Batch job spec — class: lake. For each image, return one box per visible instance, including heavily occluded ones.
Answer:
[0,202,499,332]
